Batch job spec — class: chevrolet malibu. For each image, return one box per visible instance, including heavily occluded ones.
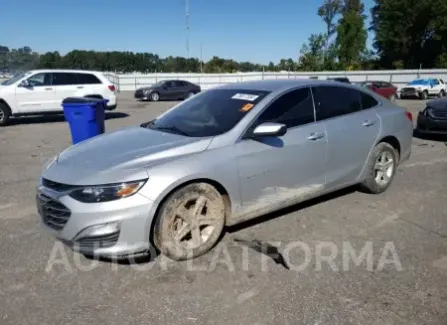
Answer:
[37,80,413,261]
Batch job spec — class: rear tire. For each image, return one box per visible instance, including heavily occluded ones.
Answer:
[389,94,397,101]
[153,183,225,261]
[360,142,398,194]
[0,102,11,127]
[439,90,446,97]
[421,91,428,100]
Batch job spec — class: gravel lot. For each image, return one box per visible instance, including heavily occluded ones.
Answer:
[1,93,446,325]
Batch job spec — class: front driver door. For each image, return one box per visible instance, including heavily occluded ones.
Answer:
[235,87,327,220]
[162,81,180,100]
[15,73,56,113]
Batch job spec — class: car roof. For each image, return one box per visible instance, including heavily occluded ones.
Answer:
[217,79,358,93]
[427,97,447,109]
[28,69,103,74]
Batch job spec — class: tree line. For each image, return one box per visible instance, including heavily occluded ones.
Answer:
[1,0,446,74]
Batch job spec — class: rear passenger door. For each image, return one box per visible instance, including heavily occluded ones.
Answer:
[77,73,101,96]
[52,72,82,111]
[312,86,380,187]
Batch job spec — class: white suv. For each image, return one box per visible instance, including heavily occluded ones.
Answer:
[0,69,117,126]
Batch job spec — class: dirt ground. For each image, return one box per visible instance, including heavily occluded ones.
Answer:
[0,93,446,325]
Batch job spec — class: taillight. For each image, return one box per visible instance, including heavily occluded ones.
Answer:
[108,85,116,92]
[405,111,413,121]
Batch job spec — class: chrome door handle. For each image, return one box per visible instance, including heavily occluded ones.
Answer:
[77,86,84,89]
[308,132,324,140]
[362,120,376,127]
[44,88,53,91]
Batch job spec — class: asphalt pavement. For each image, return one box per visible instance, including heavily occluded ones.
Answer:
[0,93,446,325]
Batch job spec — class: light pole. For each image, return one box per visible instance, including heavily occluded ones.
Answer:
[185,0,190,59]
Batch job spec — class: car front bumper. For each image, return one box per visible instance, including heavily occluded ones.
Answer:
[416,113,447,135]
[37,185,157,258]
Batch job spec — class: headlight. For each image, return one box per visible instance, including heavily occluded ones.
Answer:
[143,89,152,94]
[69,179,147,203]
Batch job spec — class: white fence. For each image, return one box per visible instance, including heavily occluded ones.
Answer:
[106,69,447,92]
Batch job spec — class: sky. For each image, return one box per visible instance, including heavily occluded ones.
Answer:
[0,0,375,64]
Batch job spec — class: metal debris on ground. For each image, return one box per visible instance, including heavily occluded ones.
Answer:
[233,238,289,270]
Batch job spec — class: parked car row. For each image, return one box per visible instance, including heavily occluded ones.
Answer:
[0,69,117,126]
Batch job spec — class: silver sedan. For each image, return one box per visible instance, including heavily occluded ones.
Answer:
[37,79,413,260]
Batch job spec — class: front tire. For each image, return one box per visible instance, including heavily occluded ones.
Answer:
[0,103,11,127]
[389,94,397,101]
[360,142,398,194]
[439,90,446,97]
[421,90,428,100]
[150,92,160,102]
[153,183,225,261]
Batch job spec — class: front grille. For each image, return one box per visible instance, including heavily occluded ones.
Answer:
[402,87,415,92]
[37,193,71,231]
[75,232,120,249]
[42,178,77,192]
[134,90,144,98]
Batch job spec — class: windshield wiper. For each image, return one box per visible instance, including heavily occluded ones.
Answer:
[153,126,189,136]
[143,122,189,136]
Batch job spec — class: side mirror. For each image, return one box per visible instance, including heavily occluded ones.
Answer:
[18,80,29,88]
[252,122,287,138]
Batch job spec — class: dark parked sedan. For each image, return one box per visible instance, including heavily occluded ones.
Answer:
[416,97,447,135]
[134,80,201,101]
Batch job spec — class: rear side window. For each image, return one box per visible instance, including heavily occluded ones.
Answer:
[312,86,362,121]
[77,73,102,84]
[257,88,315,128]
[361,92,379,109]
[52,73,79,86]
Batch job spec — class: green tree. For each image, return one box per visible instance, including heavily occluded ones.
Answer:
[336,0,367,69]
[318,0,342,65]
[298,33,326,71]
[371,0,447,69]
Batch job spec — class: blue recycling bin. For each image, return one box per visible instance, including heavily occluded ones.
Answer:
[62,97,109,144]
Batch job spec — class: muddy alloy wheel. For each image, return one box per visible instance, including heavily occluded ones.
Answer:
[153,183,225,261]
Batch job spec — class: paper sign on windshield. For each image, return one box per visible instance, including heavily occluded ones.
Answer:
[232,93,259,101]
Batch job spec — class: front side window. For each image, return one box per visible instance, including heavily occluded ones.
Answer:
[27,73,52,87]
[142,89,270,137]
[312,86,362,121]
[256,87,315,128]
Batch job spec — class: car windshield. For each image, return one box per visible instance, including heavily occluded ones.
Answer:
[1,72,27,86]
[142,88,270,137]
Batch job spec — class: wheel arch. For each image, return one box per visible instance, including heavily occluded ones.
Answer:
[0,99,12,113]
[84,94,104,99]
[377,135,401,161]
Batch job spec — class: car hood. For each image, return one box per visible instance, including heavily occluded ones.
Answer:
[42,126,212,185]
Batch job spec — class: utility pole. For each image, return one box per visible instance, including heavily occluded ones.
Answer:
[185,0,190,59]
[200,42,203,72]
